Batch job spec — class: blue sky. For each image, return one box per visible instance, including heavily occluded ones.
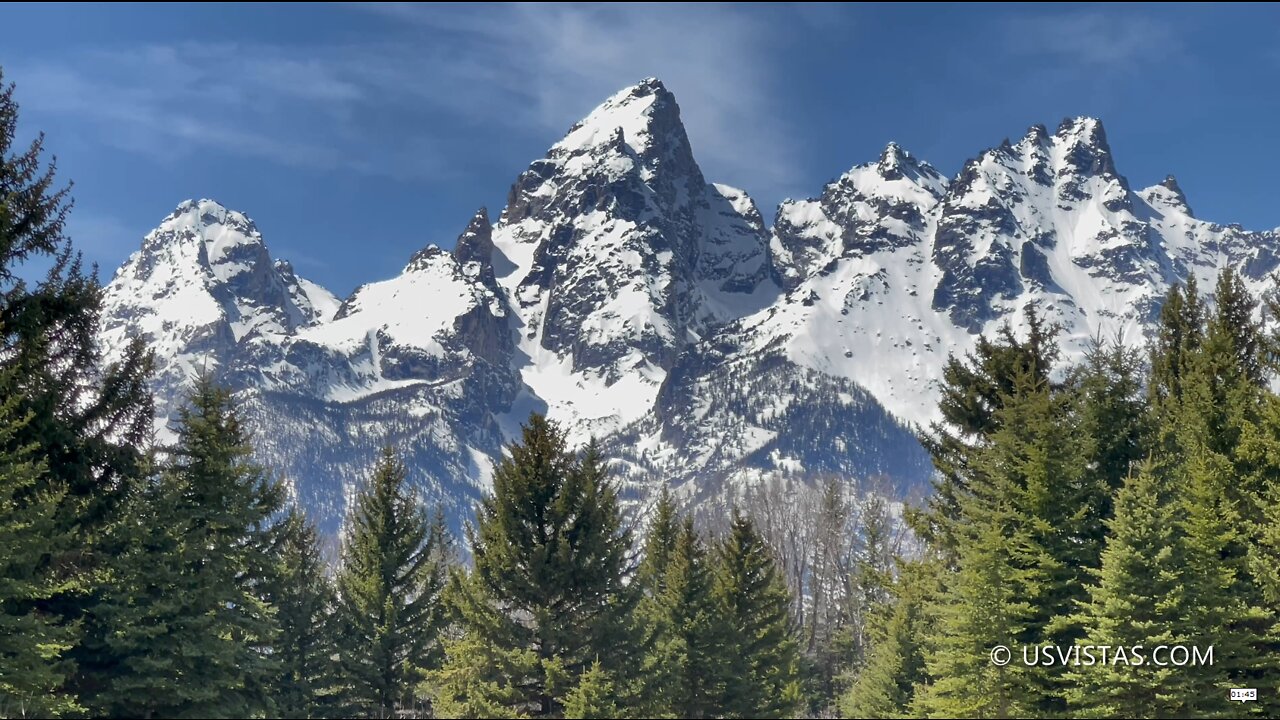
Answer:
[3,2,1279,296]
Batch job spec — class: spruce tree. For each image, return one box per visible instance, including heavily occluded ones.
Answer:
[563,660,619,720]
[430,416,641,717]
[87,376,284,718]
[635,487,681,716]
[637,486,680,600]
[1073,336,1149,559]
[1070,459,1189,718]
[0,67,155,710]
[646,518,727,719]
[1149,275,1205,413]
[270,508,341,718]
[334,447,450,718]
[918,369,1090,716]
[913,519,1031,718]
[838,562,929,720]
[921,304,1061,555]
[714,511,801,719]
[0,366,79,718]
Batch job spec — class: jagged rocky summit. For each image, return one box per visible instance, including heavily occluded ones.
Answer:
[99,78,1280,533]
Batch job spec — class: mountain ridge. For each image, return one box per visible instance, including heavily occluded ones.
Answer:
[97,79,1280,533]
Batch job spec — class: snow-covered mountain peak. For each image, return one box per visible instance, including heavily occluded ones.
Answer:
[1054,116,1119,179]
[404,243,447,273]
[453,207,494,266]
[1142,174,1195,217]
[552,77,681,159]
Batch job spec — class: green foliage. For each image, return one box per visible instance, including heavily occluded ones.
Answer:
[0,67,154,714]
[86,376,285,718]
[563,660,619,720]
[921,304,1061,554]
[430,416,640,717]
[335,446,450,718]
[1069,459,1190,718]
[714,512,801,718]
[0,368,80,718]
[269,509,341,718]
[642,517,727,718]
[838,561,929,719]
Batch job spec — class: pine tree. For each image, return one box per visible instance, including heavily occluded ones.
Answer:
[563,660,619,720]
[0,366,80,718]
[838,561,929,720]
[1173,440,1268,718]
[714,511,801,719]
[430,416,641,717]
[645,518,727,719]
[0,67,154,711]
[913,519,1031,719]
[1177,272,1277,709]
[334,447,450,718]
[87,375,285,718]
[635,487,682,716]
[637,486,680,600]
[1073,336,1149,560]
[1149,275,1205,413]
[269,508,341,718]
[1070,459,1189,718]
[921,304,1061,554]
[918,369,1090,716]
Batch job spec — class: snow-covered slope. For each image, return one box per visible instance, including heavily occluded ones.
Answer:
[490,78,778,442]
[99,200,335,434]
[732,118,1280,430]
[98,81,1280,535]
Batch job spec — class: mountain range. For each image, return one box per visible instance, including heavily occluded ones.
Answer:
[97,78,1280,534]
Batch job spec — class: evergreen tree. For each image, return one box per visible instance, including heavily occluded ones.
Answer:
[838,561,929,720]
[1177,272,1277,708]
[714,511,801,719]
[918,369,1090,715]
[1149,275,1205,413]
[921,304,1061,554]
[0,366,79,718]
[1070,459,1190,718]
[563,660,619,720]
[1173,440,1268,717]
[87,376,284,718]
[637,486,680,598]
[334,447,449,718]
[430,416,641,717]
[646,518,727,719]
[0,66,154,710]
[269,508,341,718]
[1073,336,1149,559]
[635,487,682,716]
[913,519,1031,719]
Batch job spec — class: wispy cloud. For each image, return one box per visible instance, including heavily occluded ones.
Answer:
[1005,11,1182,67]
[11,4,805,202]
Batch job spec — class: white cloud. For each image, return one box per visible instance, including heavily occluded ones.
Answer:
[10,4,805,204]
[1005,11,1181,67]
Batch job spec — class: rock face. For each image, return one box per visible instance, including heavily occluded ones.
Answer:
[490,78,778,442]
[99,80,1280,533]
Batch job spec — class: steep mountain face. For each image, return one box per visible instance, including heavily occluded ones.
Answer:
[715,117,1280,430]
[101,202,520,533]
[99,200,340,428]
[98,79,1280,534]
[490,78,778,441]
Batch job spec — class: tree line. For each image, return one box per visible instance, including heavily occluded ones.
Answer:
[0,70,830,718]
[843,274,1280,718]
